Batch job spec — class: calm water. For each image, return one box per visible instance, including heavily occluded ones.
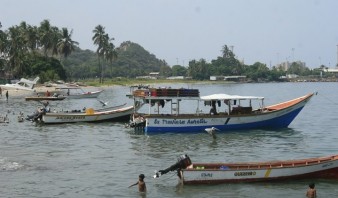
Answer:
[1,82,338,198]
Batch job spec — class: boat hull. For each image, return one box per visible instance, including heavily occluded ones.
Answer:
[181,155,338,184]
[42,106,134,123]
[66,90,102,99]
[143,94,312,134]
[25,96,66,101]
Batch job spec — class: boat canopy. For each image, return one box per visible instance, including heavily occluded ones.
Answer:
[200,94,264,101]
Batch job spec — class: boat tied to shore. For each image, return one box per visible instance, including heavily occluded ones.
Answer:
[154,154,338,184]
[128,87,314,134]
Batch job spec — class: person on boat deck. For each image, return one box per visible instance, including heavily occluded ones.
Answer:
[129,174,146,192]
[210,100,218,115]
[46,90,51,97]
[306,183,316,198]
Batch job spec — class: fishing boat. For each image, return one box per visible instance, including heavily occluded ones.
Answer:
[154,154,338,184]
[27,103,136,124]
[129,87,314,134]
[25,95,66,101]
[55,87,103,99]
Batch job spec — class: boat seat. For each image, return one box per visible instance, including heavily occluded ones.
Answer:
[231,107,252,115]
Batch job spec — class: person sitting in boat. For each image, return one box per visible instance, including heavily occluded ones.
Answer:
[210,106,217,115]
[210,101,218,115]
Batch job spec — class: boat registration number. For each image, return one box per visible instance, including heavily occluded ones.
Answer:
[56,116,85,120]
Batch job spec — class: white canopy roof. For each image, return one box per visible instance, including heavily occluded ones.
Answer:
[200,94,264,101]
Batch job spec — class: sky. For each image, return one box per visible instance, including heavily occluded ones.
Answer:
[1,0,338,68]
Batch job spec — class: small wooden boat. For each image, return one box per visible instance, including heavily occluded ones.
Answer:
[25,96,66,101]
[129,87,314,134]
[41,104,135,124]
[154,154,338,184]
[55,87,103,99]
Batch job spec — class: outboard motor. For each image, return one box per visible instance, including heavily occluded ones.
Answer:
[154,154,192,178]
[26,108,46,122]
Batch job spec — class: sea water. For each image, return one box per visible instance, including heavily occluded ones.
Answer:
[1,82,338,198]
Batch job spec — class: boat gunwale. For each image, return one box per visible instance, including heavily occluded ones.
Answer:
[186,154,338,171]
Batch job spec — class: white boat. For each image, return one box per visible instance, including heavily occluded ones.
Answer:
[129,88,314,134]
[55,87,103,99]
[25,95,67,101]
[0,77,40,97]
[154,154,338,184]
[41,104,134,123]
[0,77,39,92]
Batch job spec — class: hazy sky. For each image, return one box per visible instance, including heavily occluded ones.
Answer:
[1,0,338,68]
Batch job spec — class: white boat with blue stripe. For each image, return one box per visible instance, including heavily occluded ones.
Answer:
[129,88,314,134]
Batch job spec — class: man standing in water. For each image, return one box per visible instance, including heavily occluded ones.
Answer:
[5,90,8,101]
[306,183,317,198]
[129,174,146,192]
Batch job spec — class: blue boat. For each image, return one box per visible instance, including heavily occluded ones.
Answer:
[129,88,314,134]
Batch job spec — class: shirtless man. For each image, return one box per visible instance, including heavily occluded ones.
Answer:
[306,183,316,198]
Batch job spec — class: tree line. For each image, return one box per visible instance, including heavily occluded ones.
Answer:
[0,20,328,83]
[0,20,117,83]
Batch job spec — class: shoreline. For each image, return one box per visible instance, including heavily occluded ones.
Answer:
[2,78,337,98]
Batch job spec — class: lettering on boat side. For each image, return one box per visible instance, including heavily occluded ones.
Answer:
[153,118,208,125]
[234,171,256,176]
[322,162,333,168]
[55,116,86,120]
[201,173,213,177]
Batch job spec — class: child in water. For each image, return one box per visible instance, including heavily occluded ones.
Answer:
[306,183,316,198]
[129,174,146,192]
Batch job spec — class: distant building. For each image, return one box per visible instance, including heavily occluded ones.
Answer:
[276,61,306,71]
[323,68,338,73]
[286,74,299,79]
[210,76,225,81]
[149,72,160,79]
[167,76,185,80]
[209,75,246,82]
[136,72,160,79]
[279,74,299,79]
[224,76,246,82]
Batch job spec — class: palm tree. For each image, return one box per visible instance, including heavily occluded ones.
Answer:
[25,25,39,53]
[104,41,118,77]
[39,20,60,57]
[92,25,107,83]
[221,45,234,59]
[57,28,79,60]
[0,24,8,70]
[7,26,26,76]
[50,26,61,57]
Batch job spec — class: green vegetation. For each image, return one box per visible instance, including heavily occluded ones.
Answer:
[79,77,200,87]
[0,20,332,84]
[0,20,77,82]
